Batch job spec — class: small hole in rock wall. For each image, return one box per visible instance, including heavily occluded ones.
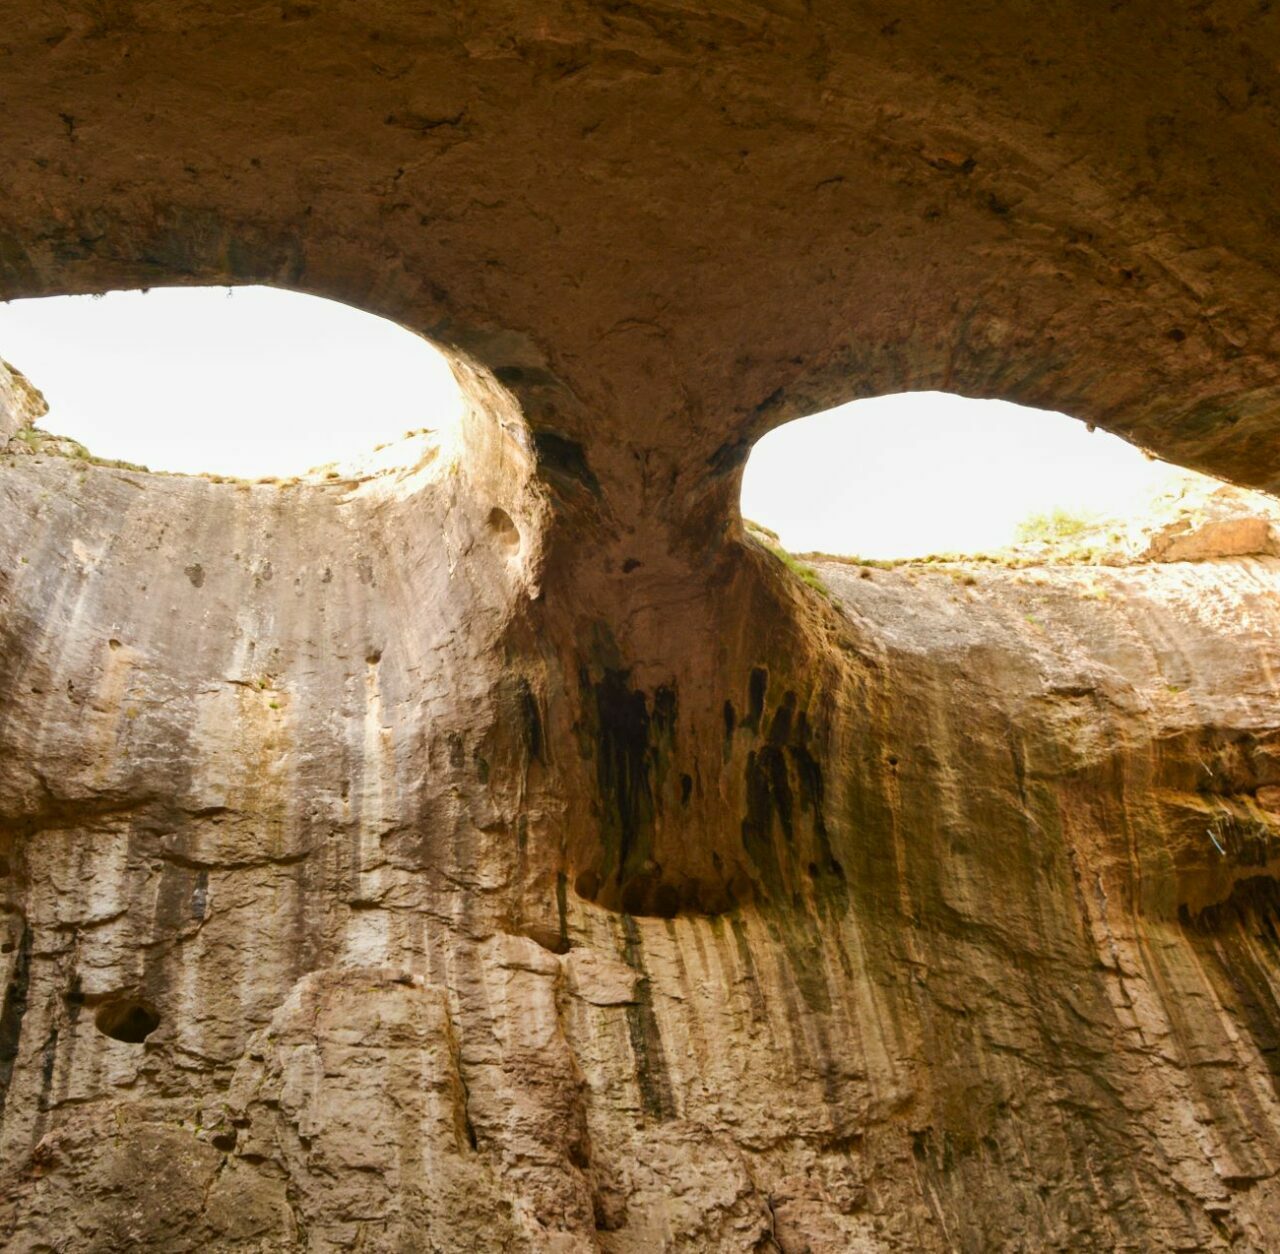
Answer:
[94,998,160,1043]
[487,506,520,552]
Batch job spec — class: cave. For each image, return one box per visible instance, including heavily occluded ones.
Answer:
[3,5,1280,1251]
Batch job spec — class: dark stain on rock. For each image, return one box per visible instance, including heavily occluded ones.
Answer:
[722,700,737,762]
[577,667,705,914]
[517,676,543,764]
[556,871,569,953]
[742,745,790,896]
[591,666,654,886]
[743,693,801,867]
[183,562,205,588]
[0,922,32,1118]
[767,691,794,746]
[745,667,768,732]
[621,915,675,1122]
[741,688,843,901]
[38,1025,58,1110]
[64,973,84,1023]
[706,437,750,476]
[153,860,197,939]
[1182,876,1280,1094]
[576,646,708,914]
[652,684,677,739]
[791,710,844,882]
[772,914,834,1016]
[533,430,601,497]
[191,868,209,920]
[650,684,678,806]
[725,916,765,1025]
[0,232,37,289]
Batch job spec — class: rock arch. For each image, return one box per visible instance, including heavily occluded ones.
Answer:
[2,6,1280,1250]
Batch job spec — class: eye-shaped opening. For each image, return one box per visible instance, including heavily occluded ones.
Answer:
[740,391,1211,561]
[0,286,464,479]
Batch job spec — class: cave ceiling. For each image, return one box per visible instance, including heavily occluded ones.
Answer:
[0,2,1278,495]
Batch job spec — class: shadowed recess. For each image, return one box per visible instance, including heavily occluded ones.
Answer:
[94,999,160,1044]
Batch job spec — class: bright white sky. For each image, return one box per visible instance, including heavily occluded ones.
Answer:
[1,286,1186,557]
[742,393,1187,558]
[0,286,461,478]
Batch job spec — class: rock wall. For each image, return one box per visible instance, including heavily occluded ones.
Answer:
[3,3,1280,1247]
[2,366,1280,1249]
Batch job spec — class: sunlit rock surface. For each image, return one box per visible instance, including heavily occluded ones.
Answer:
[4,5,1280,1247]
[0,347,1279,1250]
[0,360,46,443]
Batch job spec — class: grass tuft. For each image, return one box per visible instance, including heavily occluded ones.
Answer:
[1014,507,1093,543]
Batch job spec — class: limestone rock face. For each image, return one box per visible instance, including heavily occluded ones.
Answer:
[3,379,1280,1249]
[0,359,46,443]
[4,5,1280,1249]
[1140,480,1280,562]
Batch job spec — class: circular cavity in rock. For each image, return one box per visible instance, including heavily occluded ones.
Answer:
[487,506,521,552]
[94,998,161,1043]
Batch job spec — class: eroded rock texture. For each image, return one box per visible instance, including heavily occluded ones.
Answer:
[3,353,1280,1251]
[3,5,1280,1250]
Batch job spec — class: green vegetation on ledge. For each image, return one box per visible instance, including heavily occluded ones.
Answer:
[744,520,830,597]
[7,425,150,473]
[1014,507,1094,544]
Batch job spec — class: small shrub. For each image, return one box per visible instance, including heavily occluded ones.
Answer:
[1015,508,1093,543]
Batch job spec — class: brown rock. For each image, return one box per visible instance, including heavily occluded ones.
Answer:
[2,8,1280,1250]
[1149,514,1278,560]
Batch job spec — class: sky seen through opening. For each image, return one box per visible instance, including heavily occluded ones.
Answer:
[0,286,1187,559]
